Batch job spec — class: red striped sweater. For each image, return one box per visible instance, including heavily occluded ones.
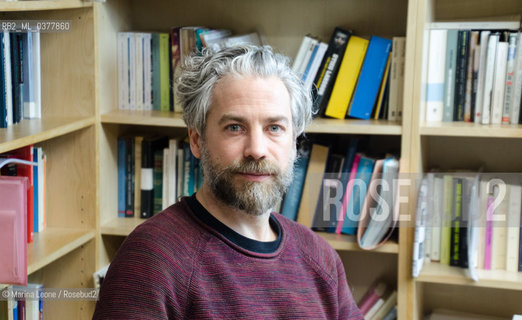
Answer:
[93,195,363,319]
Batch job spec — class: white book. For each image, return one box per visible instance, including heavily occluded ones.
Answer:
[32,32,41,119]
[143,33,152,110]
[491,183,509,270]
[23,32,36,119]
[176,147,184,200]
[388,37,406,122]
[162,147,169,210]
[430,175,443,262]
[298,37,318,81]
[477,178,489,269]
[304,42,328,91]
[467,174,480,282]
[135,33,144,110]
[128,32,137,110]
[167,139,178,206]
[293,35,314,73]
[474,31,490,123]
[490,41,508,124]
[425,29,447,123]
[511,32,522,124]
[506,183,521,272]
[117,32,127,110]
[481,33,500,125]
[3,31,12,126]
[364,297,384,320]
[502,33,518,124]
[412,176,428,277]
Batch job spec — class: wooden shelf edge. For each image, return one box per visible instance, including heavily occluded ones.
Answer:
[317,232,399,253]
[415,263,522,291]
[101,217,146,236]
[306,118,402,135]
[27,228,96,275]
[0,0,92,11]
[0,117,95,153]
[101,110,186,127]
[420,122,522,138]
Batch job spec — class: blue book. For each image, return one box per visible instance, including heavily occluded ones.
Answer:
[0,32,6,128]
[117,138,127,217]
[182,141,196,197]
[327,138,359,232]
[341,155,375,235]
[280,144,311,221]
[348,36,392,120]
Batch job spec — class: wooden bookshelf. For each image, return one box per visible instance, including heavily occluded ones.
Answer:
[27,228,96,275]
[101,110,186,127]
[317,232,399,254]
[0,117,95,153]
[0,0,92,12]
[417,263,522,291]
[421,122,522,138]
[100,217,145,237]
[306,118,402,135]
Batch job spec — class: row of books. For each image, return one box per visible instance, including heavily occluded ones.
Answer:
[1,284,44,320]
[413,172,522,280]
[283,138,400,250]
[293,27,405,121]
[356,282,397,320]
[1,145,46,242]
[424,19,522,125]
[0,31,42,128]
[117,135,202,219]
[117,28,262,112]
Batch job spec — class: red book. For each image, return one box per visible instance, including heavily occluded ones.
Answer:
[358,282,387,315]
[9,145,35,243]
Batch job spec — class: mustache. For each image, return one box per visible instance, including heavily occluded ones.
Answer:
[228,158,281,175]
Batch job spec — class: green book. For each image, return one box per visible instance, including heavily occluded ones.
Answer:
[159,33,170,111]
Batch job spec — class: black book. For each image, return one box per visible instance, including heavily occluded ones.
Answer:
[311,27,352,116]
[141,136,168,218]
[453,30,470,121]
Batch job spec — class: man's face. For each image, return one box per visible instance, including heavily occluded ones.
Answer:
[190,75,296,216]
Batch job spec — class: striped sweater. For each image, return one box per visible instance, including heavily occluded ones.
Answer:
[93,195,362,319]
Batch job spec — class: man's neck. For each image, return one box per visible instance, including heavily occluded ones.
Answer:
[195,185,277,242]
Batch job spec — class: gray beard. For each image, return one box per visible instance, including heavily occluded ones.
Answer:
[200,144,295,216]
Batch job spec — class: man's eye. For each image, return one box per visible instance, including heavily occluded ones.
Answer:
[227,124,242,132]
[268,125,283,133]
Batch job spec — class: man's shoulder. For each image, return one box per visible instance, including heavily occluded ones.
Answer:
[276,214,340,272]
[122,199,205,258]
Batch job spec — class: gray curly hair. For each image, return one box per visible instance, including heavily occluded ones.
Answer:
[176,45,313,138]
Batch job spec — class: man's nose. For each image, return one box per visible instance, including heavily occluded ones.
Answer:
[243,128,268,160]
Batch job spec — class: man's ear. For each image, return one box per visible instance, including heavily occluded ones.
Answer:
[188,128,202,159]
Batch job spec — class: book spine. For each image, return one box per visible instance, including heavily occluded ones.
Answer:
[484,196,494,270]
[281,146,311,221]
[312,28,351,115]
[425,29,448,123]
[464,32,478,122]
[125,137,134,217]
[159,33,170,111]
[151,33,161,110]
[128,32,136,110]
[506,184,521,272]
[117,138,126,217]
[140,139,154,219]
[171,27,183,113]
[117,33,127,110]
[349,36,392,120]
[469,31,480,122]
[4,31,13,127]
[153,149,163,215]
[474,31,490,123]
[135,33,144,110]
[490,41,508,124]
[453,30,470,122]
[440,175,453,265]
[502,33,517,124]
[0,32,5,128]
[324,36,368,119]
[303,42,328,91]
[481,33,500,125]
[511,32,522,124]
[388,37,405,122]
[143,33,152,111]
[443,30,459,122]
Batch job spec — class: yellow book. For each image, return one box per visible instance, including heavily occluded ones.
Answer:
[373,52,391,119]
[324,36,369,119]
[440,174,453,265]
[159,33,170,111]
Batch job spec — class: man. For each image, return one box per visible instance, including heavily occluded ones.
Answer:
[93,45,362,319]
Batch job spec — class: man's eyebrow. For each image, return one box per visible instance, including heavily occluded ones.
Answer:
[218,114,290,125]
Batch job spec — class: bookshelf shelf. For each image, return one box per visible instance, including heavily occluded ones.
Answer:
[101,110,186,128]
[0,0,92,12]
[317,232,399,254]
[0,117,95,154]
[420,122,522,138]
[416,263,522,291]
[101,217,146,236]
[306,118,402,135]
[27,227,96,275]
